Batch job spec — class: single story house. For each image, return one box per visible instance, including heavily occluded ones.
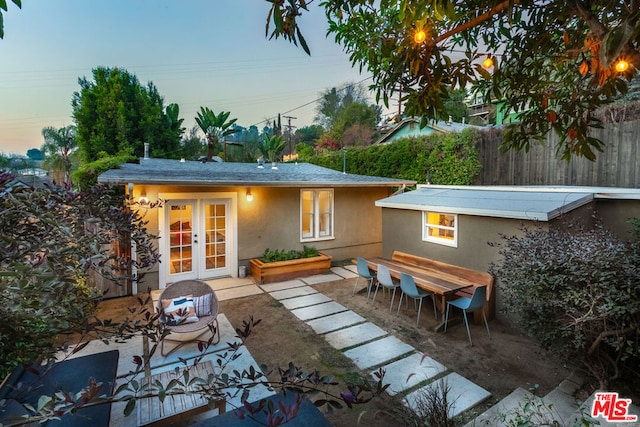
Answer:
[98,158,414,293]
[375,185,640,314]
[376,117,476,145]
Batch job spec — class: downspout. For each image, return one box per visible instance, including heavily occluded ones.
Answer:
[128,182,138,295]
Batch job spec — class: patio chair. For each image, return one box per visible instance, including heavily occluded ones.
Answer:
[397,273,437,326]
[372,264,400,313]
[158,280,220,356]
[444,285,490,346]
[352,257,376,300]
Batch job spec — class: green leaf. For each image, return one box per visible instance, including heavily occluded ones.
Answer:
[296,26,311,56]
[124,398,136,416]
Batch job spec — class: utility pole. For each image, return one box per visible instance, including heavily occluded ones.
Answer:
[283,115,297,157]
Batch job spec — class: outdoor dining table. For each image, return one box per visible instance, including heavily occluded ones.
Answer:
[362,257,475,331]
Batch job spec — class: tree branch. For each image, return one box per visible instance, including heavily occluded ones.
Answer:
[434,0,518,44]
[587,326,635,356]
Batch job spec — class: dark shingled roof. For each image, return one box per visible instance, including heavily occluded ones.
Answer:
[97,158,415,188]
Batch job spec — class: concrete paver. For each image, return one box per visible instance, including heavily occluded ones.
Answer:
[216,285,263,301]
[301,273,343,285]
[259,279,307,293]
[281,293,332,309]
[305,310,366,334]
[405,372,491,419]
[205,277,255,290]
[323,322,387,350]
[375,352,447,395]
[331,266,358,279]
[290,301,348,321]
[269,285,317,300]
[344,336,414,370]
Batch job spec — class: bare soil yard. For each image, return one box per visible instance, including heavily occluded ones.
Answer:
[93,277,582,426]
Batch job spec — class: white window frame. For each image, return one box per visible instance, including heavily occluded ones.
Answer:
[422,211,458,247]
[300,189,334,242]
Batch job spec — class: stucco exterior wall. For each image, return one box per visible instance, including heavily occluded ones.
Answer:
[595,199,640,240]
[130,184,389,291]
[380,200,635,319]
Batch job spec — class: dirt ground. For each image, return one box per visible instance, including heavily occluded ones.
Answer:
[91,276,582,426]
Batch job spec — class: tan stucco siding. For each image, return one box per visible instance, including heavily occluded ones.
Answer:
[130,184,390,290]
[595,199,640,240]
[380,208,524,272]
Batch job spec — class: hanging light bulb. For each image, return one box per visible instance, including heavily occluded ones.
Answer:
[482,55,494,69]
[414,29,427,44]
[614,59,630,73]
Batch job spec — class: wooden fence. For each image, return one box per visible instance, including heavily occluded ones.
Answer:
[475,119,640,188]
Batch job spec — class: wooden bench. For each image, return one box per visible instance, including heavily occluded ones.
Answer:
[390,250,495,323]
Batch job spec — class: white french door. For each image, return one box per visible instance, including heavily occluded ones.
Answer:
[160,193,237,287]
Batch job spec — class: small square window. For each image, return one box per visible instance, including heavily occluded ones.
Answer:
[423,212,457,247]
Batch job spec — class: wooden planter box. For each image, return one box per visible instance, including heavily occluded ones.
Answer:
[250,253,332,284]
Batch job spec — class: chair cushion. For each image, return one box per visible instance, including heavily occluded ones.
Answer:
[161,296,199,326]
[193,293,212,317]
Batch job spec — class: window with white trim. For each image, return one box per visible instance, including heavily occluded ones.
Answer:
[301,189,334,241]
[423,212,458,247]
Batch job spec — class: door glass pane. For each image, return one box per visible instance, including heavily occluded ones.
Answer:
[169,204,193,274]
[204,203,226,270]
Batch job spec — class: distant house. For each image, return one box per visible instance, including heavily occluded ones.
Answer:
[375,185,640,315]
[376,117,477,145]
[98,158,414,293]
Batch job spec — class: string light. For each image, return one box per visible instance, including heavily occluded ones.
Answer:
[482,55,494,69]
[414,29,427,44]
[614,59,630,73]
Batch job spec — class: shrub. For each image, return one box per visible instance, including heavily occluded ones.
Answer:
[72,150,136,190]
[298,129,481,184]
[490,222,640,388]
[0,172,159,377]
[262,246,319,263]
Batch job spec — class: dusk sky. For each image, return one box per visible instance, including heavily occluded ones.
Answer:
[0,1,374,156]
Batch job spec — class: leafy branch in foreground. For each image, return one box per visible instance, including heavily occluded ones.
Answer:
[1,298,387,427]
[266,0,640,160]
[0,172,160,377]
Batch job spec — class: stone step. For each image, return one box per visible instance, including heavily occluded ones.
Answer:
[323,322,387,350]
[463,387,541,427]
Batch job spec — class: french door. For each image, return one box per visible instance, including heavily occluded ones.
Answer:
[161,194,236,286]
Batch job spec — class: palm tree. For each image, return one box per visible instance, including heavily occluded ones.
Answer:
[257,133,286,163]
[194,107,239,161]
[41,125,77,185]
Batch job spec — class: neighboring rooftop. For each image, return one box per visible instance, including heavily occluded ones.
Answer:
[97,158,415,188]
[376,117,478,145]
[375,185,640,221]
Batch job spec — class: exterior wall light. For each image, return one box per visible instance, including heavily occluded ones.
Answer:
[246,189,253,202]
[138,190,150,205]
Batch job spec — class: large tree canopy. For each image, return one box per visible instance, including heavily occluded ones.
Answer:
[266,0,640,160]
[72,67,182,162]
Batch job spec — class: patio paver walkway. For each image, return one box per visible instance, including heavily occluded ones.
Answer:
[259,269,492,420]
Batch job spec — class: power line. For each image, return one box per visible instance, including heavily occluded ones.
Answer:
[249,76,373,128]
